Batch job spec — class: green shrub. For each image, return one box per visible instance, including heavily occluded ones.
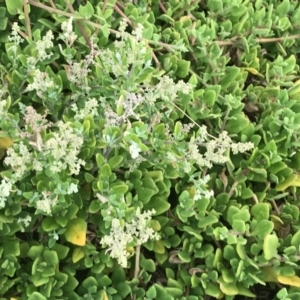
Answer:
[1,0,300,299]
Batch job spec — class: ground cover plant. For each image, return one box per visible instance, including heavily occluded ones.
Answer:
[1,0,300,299]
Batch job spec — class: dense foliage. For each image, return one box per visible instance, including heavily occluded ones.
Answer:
[1,0,300,299]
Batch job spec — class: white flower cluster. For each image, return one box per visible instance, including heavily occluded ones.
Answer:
[8,23,22,56]
[60,18,77,46]
[35,30,54,62]
[129,143,141,159]
[25,69,58,99]
[43,121,85,175]
[185,128,254,169]
[144,76,193,105]
[101,208,159,267]
[17,215,32,231]
[0,178,13,208]
[4,142,34,178]
[71,98,99,121]
[191,175,214,201]
[36,191,58,215]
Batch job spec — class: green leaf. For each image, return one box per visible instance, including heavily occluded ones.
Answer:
[175,59,190,78]
[225,113,250,134]
[140,258,156,272]
[0,16,8,31]
[89,200,102,213]
[251,220,274,239]
[219,66,240,90]
[204,89,216,106]
[110,182,128,194]
[276,0,290,17]
[108,155,123,169]
[291,230,300,249]
[99,163,112,178]
[79,1,95,19]
[198,214,218,228]
[232,220,246,233]
[236,283,256,297]
[43,249,59,265]
[263,234,278,260]
[72,247,85,263]
[115,282,131,298]
[51,244,69,259]
[146,285,157,298]
[28,292,47,300]
[42,217,59,232]
[96,153,105,167]
[153,240,165,254]
[5,0,22,15]
[28,245,44,259]
[144,196,170,215]
[251,203,270,221]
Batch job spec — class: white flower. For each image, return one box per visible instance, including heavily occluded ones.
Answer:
[129,143,141,159]
[60,18,77,45]
[0,178,14,207]
[36,30,54,61]
[17,215,32,227]
[71,98,99,121]
[67,183,78,194]
[101,209,159,267]
[36,191,58,215]
[52,231,59,240]
[4,142,33,178]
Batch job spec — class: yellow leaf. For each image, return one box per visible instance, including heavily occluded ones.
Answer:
[65,218,87,246]
[126,245,134,254]
[244,67,259,75]
[100,290,109,300]
[278,275,300,287]
[276,174,300,191]
[219,278,238,296]
[271,215,284,231]
[0,132,14,149]
[72,247,85,263]
[180,16,191,22]
[186,185,196,198]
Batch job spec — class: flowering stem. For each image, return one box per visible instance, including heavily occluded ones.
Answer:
[64,0,92,49]
[113,3,161,66]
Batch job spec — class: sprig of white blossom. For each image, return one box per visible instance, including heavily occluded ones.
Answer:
[101,208,159,267]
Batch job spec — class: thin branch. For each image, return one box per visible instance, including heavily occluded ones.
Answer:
[133,245,141,300]
[116,1,125,10]
[228,180,239,199]
[158,2,167,13]
[23,0,32,40]
[218,34,300,46]
[48,0,56,8]
[102,0,108,13]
